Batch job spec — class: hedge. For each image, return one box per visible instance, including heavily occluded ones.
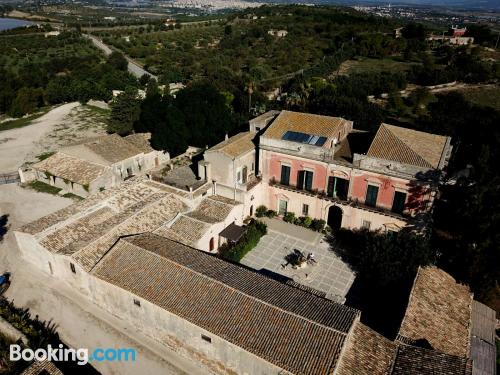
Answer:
[218,220,267,262]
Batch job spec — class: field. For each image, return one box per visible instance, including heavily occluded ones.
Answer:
[338,57,420,76]
[91,6,401,86]
[0,32,101,73]
[460,85,500,110]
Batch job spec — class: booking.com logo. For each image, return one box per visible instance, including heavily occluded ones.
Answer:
[10,344,136,365]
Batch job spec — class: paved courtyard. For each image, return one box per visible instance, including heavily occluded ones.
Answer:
[241,219,355,303]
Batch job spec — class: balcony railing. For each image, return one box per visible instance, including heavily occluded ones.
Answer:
[269,177,407,220]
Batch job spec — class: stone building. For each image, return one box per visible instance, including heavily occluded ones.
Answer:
[197,110,452,232]
[32,133,168,197]
[15,180,495,374]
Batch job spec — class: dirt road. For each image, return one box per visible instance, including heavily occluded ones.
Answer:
[0,102,79,172]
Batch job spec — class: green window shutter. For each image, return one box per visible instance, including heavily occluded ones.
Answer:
[365,185,379,207]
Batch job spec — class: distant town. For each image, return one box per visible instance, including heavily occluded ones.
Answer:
[0,1,498,375]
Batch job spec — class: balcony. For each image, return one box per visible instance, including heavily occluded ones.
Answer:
[237,174,262,192]
[269,178,407,220]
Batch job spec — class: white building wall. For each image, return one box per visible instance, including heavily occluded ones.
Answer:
[14,231,286,375]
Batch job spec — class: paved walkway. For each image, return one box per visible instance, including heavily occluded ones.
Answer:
[242,219,355,303]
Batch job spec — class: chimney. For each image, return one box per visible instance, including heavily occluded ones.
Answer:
[225,133,229,141]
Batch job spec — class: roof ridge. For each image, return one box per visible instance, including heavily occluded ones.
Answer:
[382,125,433,169]
[121,233,359,334]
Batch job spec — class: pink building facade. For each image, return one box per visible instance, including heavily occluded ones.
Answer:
[202,111,451,232]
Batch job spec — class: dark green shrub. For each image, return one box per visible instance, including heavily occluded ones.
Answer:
[218,220,267,262]
[265,210,277,218]
[256,205,267,218]
[311,219,326,232]
[283,212,296,223]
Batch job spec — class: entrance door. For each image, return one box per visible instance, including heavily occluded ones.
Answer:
[327,206,343,231]
[278,199,288,215]
[209,237,215,251]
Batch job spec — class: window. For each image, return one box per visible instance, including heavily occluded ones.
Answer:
[133,299,141,307]
[327,176,349,200]
[302,204,309,216]
[280,165,291,185]
[126,167,133,177]
[201,334,212,343]
[278,199,288,215]
[237,170,241,183]
[70,263,76,274]
[361,220,371,230]
[365,185,379,207]
[392,191,407,214]
[297,170,313,191]
[242,166,248,184]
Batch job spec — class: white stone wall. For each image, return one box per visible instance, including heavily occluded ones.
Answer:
[14,231,286,375]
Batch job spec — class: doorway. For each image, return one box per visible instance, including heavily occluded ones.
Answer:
[327,206,343,231]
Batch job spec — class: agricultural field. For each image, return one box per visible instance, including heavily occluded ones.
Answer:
[460,84,500,110]
[92,6,402,86]
[0,31,100,74]
[338,57,420,76]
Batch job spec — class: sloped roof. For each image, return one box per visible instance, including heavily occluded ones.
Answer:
[61,133,147,166]
[92,233,360,375]
[391,344,472,375]
[186,195,240,223]
[470,300,497,375]
[336,321,396,375]
[154,215,212,246]
[32,152,107,185]
[398,266,472,358]
[21,360,63,375]
[367,124,450,169]
[263,110,351,143]
[124,133,155,153]
[208,132,256,158]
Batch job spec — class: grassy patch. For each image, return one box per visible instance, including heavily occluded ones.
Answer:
[461,85,500,111]
[36,151,56,161]
[26,181,62,195]
[62,192,84,200]
[340,57,419,75]
[0,107,52,132]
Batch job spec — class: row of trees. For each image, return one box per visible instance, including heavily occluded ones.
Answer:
[0,31,137,117]
[109,81,241,156]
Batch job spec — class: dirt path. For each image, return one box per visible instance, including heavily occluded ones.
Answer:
[0,103,80,172]
[0,102,108,172]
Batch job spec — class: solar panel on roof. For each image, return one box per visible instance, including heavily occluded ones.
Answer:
[282,131,327,147]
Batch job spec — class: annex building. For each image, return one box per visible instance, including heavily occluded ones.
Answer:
[31,133,168,197]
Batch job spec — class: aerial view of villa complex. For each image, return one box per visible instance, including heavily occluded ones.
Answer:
[0,0,499,374]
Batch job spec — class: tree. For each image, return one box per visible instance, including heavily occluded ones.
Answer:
[8,87,44,117]
[107,51,128,71]
[107,88,141,135]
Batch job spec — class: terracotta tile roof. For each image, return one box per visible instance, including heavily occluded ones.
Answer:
[367,124,450,169]
[92,233,360,375]
[336,321,397,375]
[186,195,240,223]
[398,266,472,358]
[32,152,107,185]
[18,178,151,235]
[263,110,351,142]
[391,344,472,375]
[83,133,143,164]
[124,133,155,153]
[208,132,256,158]
[154,215,212,246]
[21,360,63,375]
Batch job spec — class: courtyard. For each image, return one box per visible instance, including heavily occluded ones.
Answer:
[241,218,356,303]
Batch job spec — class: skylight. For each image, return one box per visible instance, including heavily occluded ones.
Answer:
[282,131,327,146]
